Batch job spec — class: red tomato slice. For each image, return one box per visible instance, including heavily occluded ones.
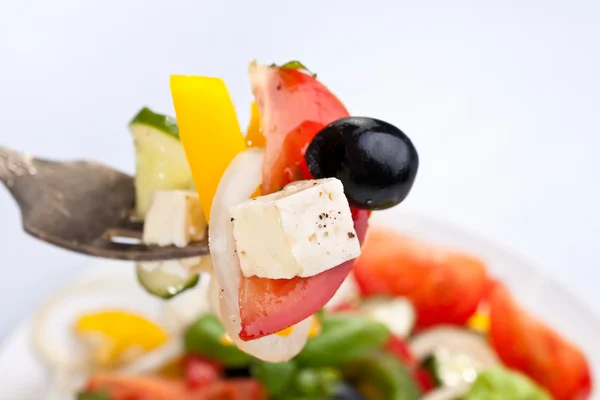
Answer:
[353,226,488,328]
[236,64,362,340]
[488,282,592,400]
[189,379,266,400]
[238,208,370,340]
[248,63,349,194]
[86,374,265,400]
[413,368,436,394]
[86,374,185,400]
[386,335,417,368]
[386,336,435,394]
[184,355,222,389]
[280,120,325,186]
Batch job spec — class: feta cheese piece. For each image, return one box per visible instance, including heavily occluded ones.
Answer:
[143,190,206,247]
[229,178,361,279]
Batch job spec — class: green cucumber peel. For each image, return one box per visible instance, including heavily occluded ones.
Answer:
[130,107,179,139]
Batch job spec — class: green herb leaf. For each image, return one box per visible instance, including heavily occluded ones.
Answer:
[184,315,253,368]
[295,314,390,367]
[342,352,420,400]
[76,389,111,400]
[251,360,297,396]
[271,60,317,78]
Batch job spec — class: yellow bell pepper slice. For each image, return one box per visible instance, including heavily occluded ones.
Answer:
[246,101,266,148]
[466,304,490,334]
[274,315,321,338]
[275,325,294,337]
[170,76,246,222]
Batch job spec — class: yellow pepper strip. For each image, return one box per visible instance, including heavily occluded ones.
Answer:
[274,315,321,338]
[251,186,262,199]
[170,76,246,222]
[466,304,490,334]
[308,316,321,338]
[246,101,266,148]
[275,326,294,337]
[219,333,235,346]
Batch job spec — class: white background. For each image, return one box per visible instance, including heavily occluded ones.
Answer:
[0,0,599,341]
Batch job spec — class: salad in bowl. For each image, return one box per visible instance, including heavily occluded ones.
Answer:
[28,61,592,400]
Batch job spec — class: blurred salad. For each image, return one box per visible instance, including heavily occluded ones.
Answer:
[40,227,591,400]
[33,60,592,399]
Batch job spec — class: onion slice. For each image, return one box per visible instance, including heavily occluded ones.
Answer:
[410,326,498,365]
[209,148,311,362]
[410,326,498,389]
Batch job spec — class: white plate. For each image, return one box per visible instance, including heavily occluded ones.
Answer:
[0,212,598,400]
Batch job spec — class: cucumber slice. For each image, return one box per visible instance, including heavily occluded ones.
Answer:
[130,107,194,219]
[137,258,201,299]
[410,326,499,388]
[357,296,415,338]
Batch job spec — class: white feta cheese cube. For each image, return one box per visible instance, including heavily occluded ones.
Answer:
[229,178,361,279]
[143,190,206,247]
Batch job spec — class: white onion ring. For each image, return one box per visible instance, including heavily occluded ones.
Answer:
[209,148,311,362]
[409,326,498,365]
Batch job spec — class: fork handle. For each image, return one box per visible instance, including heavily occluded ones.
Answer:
[0,146,35,188]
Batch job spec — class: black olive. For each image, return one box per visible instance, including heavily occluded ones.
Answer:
[305,117,418,210]
[223,366,251,378]
[332,381,365,400]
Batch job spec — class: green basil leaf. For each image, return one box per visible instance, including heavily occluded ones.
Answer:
[271,60,317,77]
[250,360,297,396]
[184,315,253,367]
[342,352,420,400]
[295,313,390,367]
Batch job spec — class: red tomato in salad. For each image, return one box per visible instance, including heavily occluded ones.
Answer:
[86,374,265,400]
[488,282,592,400]
[238,208,370,339]
[386,335,417,368]
[184,355,222,389]
[86,374,185,400]
[354,226,488,328]
[248,63,349,194]
[192,380,266,400]
[386,336,435,394]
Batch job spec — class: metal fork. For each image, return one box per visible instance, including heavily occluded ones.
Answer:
[0,146,208,261]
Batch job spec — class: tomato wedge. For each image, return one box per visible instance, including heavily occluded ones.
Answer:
[248,62,349,194]
[239,208,370,340]
[234,63,362,340]
[353,226,488,328]
[386,336,435,394]
[85,374,265,400]
[183,355,222,389]
[280,120,325,186]
[488,282,592,400]
[85,374,184,400]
